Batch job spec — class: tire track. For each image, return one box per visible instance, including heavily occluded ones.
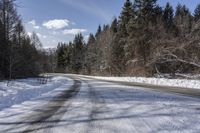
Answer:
[21,79,81,133]
[82,79,109,133]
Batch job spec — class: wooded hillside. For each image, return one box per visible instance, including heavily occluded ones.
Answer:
[56,0,200,77]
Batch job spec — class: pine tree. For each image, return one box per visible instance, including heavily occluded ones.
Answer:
[162,2,174,31]
[194,3,200,22]
[71,33,85,73]
[16,35,41,77]
[118,0,133,36]
[110,18,118,33]
[57,43,65,69]
[127,0,158,65]
[174,4,192,36]
[85,34,97,74]
[109,0,134,75]
[95,25,102,38]
[134,0,158,23]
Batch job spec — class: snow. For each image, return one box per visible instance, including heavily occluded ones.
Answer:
[0,75,199,132]
[0,76,70,111]
[76,75,200,89]
[54,77,200,133]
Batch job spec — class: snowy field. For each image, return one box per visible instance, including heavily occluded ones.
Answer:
[0,76,70,111]
[76,75,200,89]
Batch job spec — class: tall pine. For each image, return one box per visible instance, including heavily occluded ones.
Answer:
[112,0,134,75]
[162,2,174,32]
[194,4,200,22]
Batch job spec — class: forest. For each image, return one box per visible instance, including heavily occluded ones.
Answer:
[0,0,52,79]
[1,0,200,79]
[56,0,200,77]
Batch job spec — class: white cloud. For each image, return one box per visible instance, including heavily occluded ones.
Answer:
[36,33,47,39]
[63,28,87,35]
[28,20,36,25]
[33,26,40,29]
[28,20,40,30]
[51,31,59,35]
[43,19,70,30]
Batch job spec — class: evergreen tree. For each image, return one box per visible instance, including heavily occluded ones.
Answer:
[110,18,118,33]
[118,0,133,36]
[95,25,102,38]
[15,35,42,77]
[162,2,174,31]
[110,0,134,75]
[134,0,158,23]
[194,3,200,22]
[71,33,85,73]
[127,0,158,65]
[85,34,97,74]
[174,4,192,36]
[87,34,96,45]
[57,43,66,70]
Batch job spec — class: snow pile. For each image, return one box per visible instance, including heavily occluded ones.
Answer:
[79,75,200,89]
[0,76,69,110]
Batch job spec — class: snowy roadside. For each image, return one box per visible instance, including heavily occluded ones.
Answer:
[68,74,200,90]
[0,76,70,111]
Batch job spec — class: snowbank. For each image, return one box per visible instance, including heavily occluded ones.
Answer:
[0,76,69,110]
[78,75,200,89]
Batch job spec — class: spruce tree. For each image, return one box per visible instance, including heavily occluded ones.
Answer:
[134,0,158,23]
[194,3,200,22]
[71,33,85,73]
[118,0,133,36]
[95,25,102,38]
[127,0,158,65]
[162,2,174,31]
[110,18,118,33]
[174,4,192,35]
[85,34,97,74]
[110,0,134,75]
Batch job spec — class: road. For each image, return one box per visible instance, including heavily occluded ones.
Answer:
[0,74,199,133]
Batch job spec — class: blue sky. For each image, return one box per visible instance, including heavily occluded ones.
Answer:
[16,0,199,48]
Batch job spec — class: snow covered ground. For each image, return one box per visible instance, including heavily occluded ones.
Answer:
[0,75,199,133]
[0,76,70,111]
[76,75,200,89]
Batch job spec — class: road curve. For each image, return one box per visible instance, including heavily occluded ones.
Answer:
[75,74,200,98]
[0,74,199,133]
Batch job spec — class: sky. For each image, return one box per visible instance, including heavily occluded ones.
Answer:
[16,0,200,48]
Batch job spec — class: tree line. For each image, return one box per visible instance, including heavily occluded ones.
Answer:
[56,0,200,77]
[0,0,51,80]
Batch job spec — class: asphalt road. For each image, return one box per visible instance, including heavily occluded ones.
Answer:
[0,74,199,133]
